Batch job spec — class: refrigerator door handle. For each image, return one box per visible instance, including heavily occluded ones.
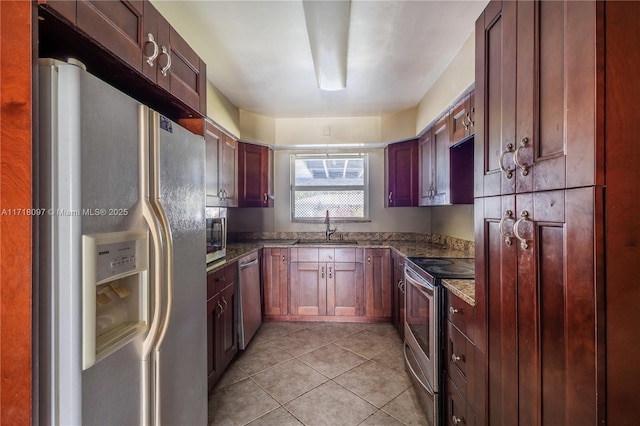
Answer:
[149,110,176,426]
[139,105,167,426]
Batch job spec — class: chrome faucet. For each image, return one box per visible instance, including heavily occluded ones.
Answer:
[324,210,337,241]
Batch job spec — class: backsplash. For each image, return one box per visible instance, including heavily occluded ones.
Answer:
[228,231,475,256]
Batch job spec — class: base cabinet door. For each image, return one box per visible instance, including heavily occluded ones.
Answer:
[327,262,364,316]
[364,248,391,318]
[262,248,288,317]
[289,262,325,316]
[477,187,603,425]
[391,250,406,337]
[218,282,238,370]
[206,293,220,391]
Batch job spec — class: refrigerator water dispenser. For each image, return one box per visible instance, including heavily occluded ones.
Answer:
[82,231,149,370]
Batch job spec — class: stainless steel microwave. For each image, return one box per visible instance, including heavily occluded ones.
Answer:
[206,207,227,264]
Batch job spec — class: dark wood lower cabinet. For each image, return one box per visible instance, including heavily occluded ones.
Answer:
[262,248,288,318]
[391,250,405,338]
[364,249,392,319]
[206,262,238,391]
[476,187,603,424]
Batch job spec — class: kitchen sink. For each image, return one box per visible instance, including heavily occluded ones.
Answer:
[296,240,359,246]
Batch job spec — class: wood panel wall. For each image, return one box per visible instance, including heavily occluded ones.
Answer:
[0,1,33,424]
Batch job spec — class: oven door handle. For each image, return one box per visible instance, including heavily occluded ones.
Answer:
[404,267,434,295]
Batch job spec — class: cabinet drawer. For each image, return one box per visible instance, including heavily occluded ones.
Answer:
[444,373,476,426]
[446,291,474,339]
[445,321,475,399]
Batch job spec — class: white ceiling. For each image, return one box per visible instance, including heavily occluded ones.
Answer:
[151,0,489,118]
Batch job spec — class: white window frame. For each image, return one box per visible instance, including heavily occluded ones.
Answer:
[290,153,370,222]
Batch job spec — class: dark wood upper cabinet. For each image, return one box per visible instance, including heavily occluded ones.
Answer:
[475,0,517,198]
[76,1,144,72]
[41,0,77,24]
[450,91,475,145]
[419,114,473,206]
[475,0,600,198]
[385,139,419,207]
[219,133,238,207]
[238,142,273,208]
[205,121,221,206]
[39,0,206,119]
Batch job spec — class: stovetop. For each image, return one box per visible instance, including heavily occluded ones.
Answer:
[407,257,475,280]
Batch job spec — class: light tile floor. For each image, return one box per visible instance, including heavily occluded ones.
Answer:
[208,321,428,426]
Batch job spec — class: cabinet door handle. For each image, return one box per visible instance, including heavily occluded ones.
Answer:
[513,210,530,249]
[160,45,172,77]
[328,266,332,279]
[221,297,228,312]
[499,209,514,247]
[469,107,475,127]
[452,415,465,425]
[462,112,470,130]
[498,143,515,179]
[264,193,268,204]
[449,306,459,315]
[388,192,393,204]
[216,301,224,318]
[397,280,403,290]
[514,137,530,176]
[367,256,371,264]
[282,255,286,263]
[321,266,325,278]
[145,33,159,66]
[451,353,462,363]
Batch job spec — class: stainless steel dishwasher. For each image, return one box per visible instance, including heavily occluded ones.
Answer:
[238,252,261,350]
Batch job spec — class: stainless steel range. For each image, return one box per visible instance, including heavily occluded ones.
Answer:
[404,258,474,426]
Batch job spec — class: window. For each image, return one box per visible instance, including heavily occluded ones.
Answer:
[291,153,369,221]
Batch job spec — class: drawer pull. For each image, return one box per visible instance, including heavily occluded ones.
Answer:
[449,306,459,315]
[451,353,461,363]
[452,415,465,425]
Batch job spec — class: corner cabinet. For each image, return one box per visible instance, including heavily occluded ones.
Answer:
[385,139,419,207]
[474,1,640,424]
[238,142,274,208]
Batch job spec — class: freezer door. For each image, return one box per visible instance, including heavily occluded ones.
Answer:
[152,112,207,425]
[38,59,147,426]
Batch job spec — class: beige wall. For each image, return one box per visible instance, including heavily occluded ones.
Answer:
[416,31,475,134]
[206,82,241,137]
[239,110,276,144]
[381,107,418,142]
[274,116,382,146]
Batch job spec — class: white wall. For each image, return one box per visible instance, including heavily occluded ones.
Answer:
[228,148,432,234]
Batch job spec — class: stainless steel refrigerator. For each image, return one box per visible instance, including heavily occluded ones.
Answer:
[38,59,207,425]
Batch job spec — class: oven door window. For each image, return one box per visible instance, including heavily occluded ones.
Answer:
[407,282,433,358]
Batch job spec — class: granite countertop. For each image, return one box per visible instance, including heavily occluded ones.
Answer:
[210,239,476,305]
[441,278,476,306]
